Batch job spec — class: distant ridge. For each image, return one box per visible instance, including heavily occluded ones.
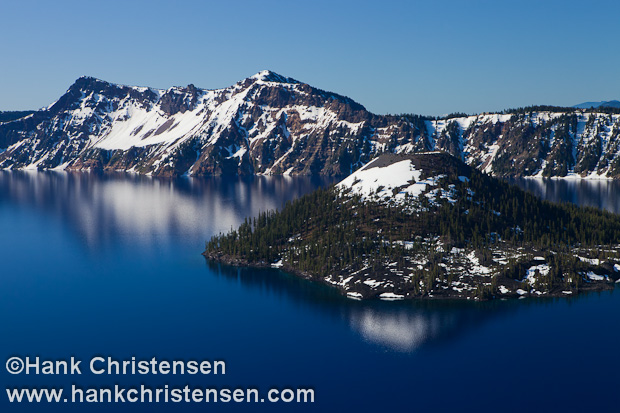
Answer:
[0,111,34,123]
[574,100,620,109]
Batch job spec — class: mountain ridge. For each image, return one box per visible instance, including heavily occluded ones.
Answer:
[574,100,620,109]
[1,72,620,178]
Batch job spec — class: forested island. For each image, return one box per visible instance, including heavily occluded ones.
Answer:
[204,153,620,300]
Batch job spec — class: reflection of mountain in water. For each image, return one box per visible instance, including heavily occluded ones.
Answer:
[510,178,620,214]
[0,171,336,249]
[207,261,541,352]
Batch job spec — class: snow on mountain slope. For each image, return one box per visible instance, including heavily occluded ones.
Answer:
[0,70,418,176]
[2,72,620,178]
[423,111,620,178]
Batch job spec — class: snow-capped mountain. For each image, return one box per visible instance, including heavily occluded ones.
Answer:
[1,71,620,178]
[0,71,414,176]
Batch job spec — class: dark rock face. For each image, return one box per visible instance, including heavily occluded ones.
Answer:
[435,111,620,178]
[1,71,620,178]
[159,84,200,116]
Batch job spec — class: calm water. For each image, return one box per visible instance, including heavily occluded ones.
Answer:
[0,172,618,412]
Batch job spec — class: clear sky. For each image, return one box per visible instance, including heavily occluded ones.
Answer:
[1,0,619,115]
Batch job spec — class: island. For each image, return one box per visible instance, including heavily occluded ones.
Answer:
[204,152,620,300]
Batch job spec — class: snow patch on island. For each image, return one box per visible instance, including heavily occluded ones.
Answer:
[379,292,405,301]
[337,159,426,200]
[586,272,605,281]
[525,263,550,285]
[336,155,458,208]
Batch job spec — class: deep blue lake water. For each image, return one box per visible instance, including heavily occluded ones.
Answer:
[0,172,618,412]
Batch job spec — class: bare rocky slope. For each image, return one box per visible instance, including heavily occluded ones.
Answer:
[1,71,620,177]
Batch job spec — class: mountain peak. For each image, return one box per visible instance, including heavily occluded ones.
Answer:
[69,76,113,92]
[77,75,102,81]
[75,75,111,85]
[250,70,300,84]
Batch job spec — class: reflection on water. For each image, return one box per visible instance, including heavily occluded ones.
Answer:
[207,262,529,351]
[210,262,616,352]
[510,178,620,214]
[350,308,452,351]
[0,170,337,249]
[1,171,618,353]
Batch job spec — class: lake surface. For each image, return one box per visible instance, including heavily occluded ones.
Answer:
[0,172,618,412]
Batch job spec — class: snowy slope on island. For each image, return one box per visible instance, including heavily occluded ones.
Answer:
[336,152,464,204]
[338,157,424,199]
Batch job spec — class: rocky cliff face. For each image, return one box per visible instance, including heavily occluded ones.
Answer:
[429,111,620,178]
[1,71,620,178]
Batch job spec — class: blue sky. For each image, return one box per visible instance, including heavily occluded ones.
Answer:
[1,0,619,115]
